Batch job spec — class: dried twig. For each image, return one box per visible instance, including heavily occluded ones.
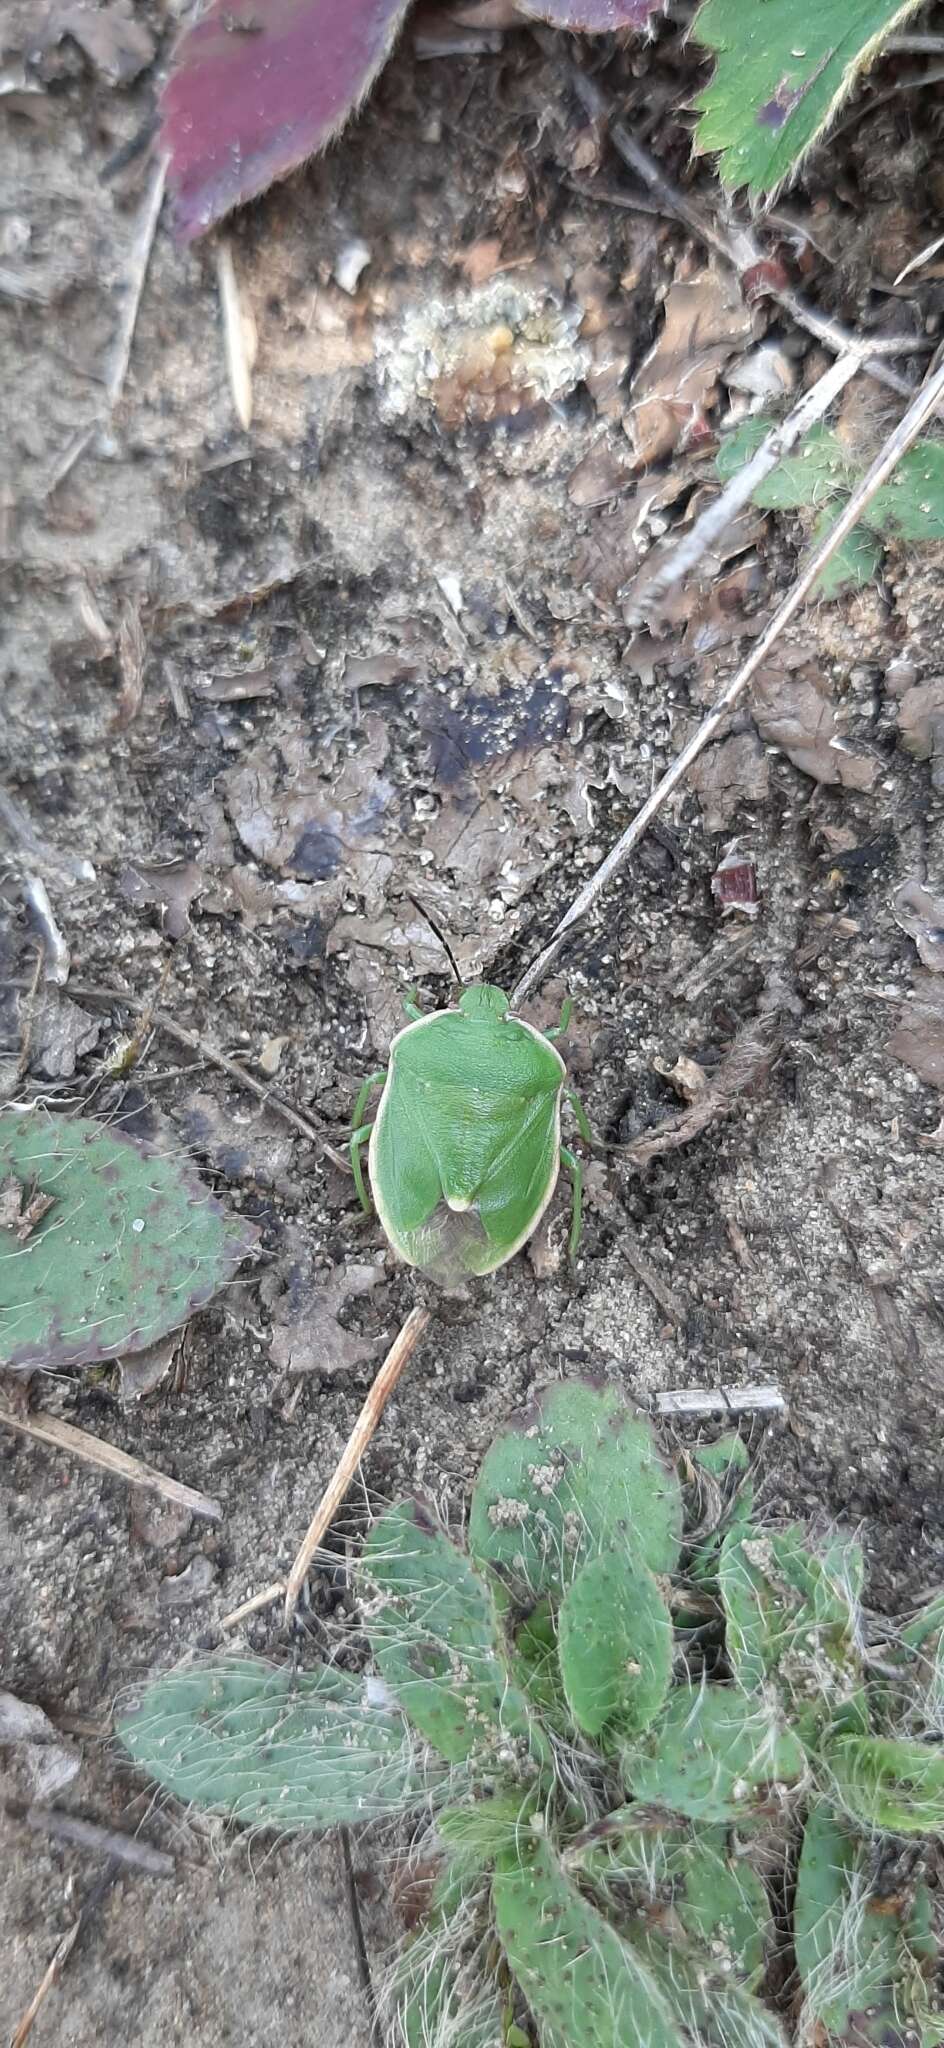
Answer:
[284,1305,430,1621]
[626,349,861,616]
[652,1384,785,1418]
[512,351,944,1005]
[10,1803,174,1877]
[21,878,70,986]
[217,1306,430,1632]
[216,238,256,431]
[622,1242,685,1327]
[10,1863,117,2048]
[562,56,924,401]
[104,158,167,410]
[0,1407,222,1522]
[44,158,166,497]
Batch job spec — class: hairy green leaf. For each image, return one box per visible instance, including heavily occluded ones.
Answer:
[693,0,926,195]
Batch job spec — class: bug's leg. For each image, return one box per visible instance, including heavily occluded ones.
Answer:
[566,1088,595,1148]
[560,1147,584,1264]
[349,1070,386,1213]
[543,996,573,1043]
[402,988,425,1022]
[350,1126,374,1213]
[352,1070,386,1132]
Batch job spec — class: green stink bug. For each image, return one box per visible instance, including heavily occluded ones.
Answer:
[350,984,593,1284]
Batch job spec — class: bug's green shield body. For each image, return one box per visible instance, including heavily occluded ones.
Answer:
[368,1003,565,1283]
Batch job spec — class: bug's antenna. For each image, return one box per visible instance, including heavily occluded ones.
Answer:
[407,895,461,988]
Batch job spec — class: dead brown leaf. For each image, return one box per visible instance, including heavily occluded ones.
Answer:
[688,732,769,831]
[113,599,148,728]
[264,1241,385,1377]
[118,1332,179,1406]
[893,877,944,974]
[626,266,752,467]
[0,1177,55,1243]
[752,663,878,791]
[888,975,944,1091]
[120,858,206,940]
[179,1091,297,1186]
[568,440,635,509]
[224,714,394,917]
[26,990,101,1079]
[622,1018,780,1169]
[48,0,155,82]
[889,674,944,791]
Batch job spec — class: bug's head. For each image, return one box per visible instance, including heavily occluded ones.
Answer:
[458,984,510,1022]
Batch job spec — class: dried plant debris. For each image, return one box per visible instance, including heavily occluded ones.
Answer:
[626,266,752,467]
[0,1688,80,1801]
[622,1017,780,1169]
[751,656,878,791]
[45,0,156,84]
[22,989,101,1081]
[886,667,944,791]
[521,0,667,22]
[160,0,413,241]
[179,1092,297,1187]
[120,860,207,940]
[688,732,769,831]
[888,975,944,1092]
[263,1234,384,1377]
[711,845,760,918]
[893,879,944,976]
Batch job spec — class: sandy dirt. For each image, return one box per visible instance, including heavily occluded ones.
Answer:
[2,6,944,2042]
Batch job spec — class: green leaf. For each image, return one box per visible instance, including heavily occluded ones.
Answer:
[794,1802,897,2034]
[468,1381,682,1604]
[672,1834,771,1986]
[719,1522,863,1703]
[693,0,926,196]
[492,1839,681,2048]
[361,1501,543,1767]
[622,1685,807,1821]
[715,422,852,508]
[863,441,944,540]
[0,1108,255,1372]
[118,1657,424,1828]
[438,1792,536,1870]
[626,1922,785,2048]
[810,504,884,597]
[826,1734,944,1834]
[557,1548,672,1738]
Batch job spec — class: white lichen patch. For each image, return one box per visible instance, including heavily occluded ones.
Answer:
[375,276,589,429]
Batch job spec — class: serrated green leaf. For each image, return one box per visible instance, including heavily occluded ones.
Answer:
[693,0,926,196]
[558,1548,672,1739]
[622,1684,807,1821]
[362,1501,543,1767]
[716,422,852,508]
[468,1381,682,1604]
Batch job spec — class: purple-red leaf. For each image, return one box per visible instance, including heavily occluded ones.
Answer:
[160,0,413,242]
[517,0,667,26]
